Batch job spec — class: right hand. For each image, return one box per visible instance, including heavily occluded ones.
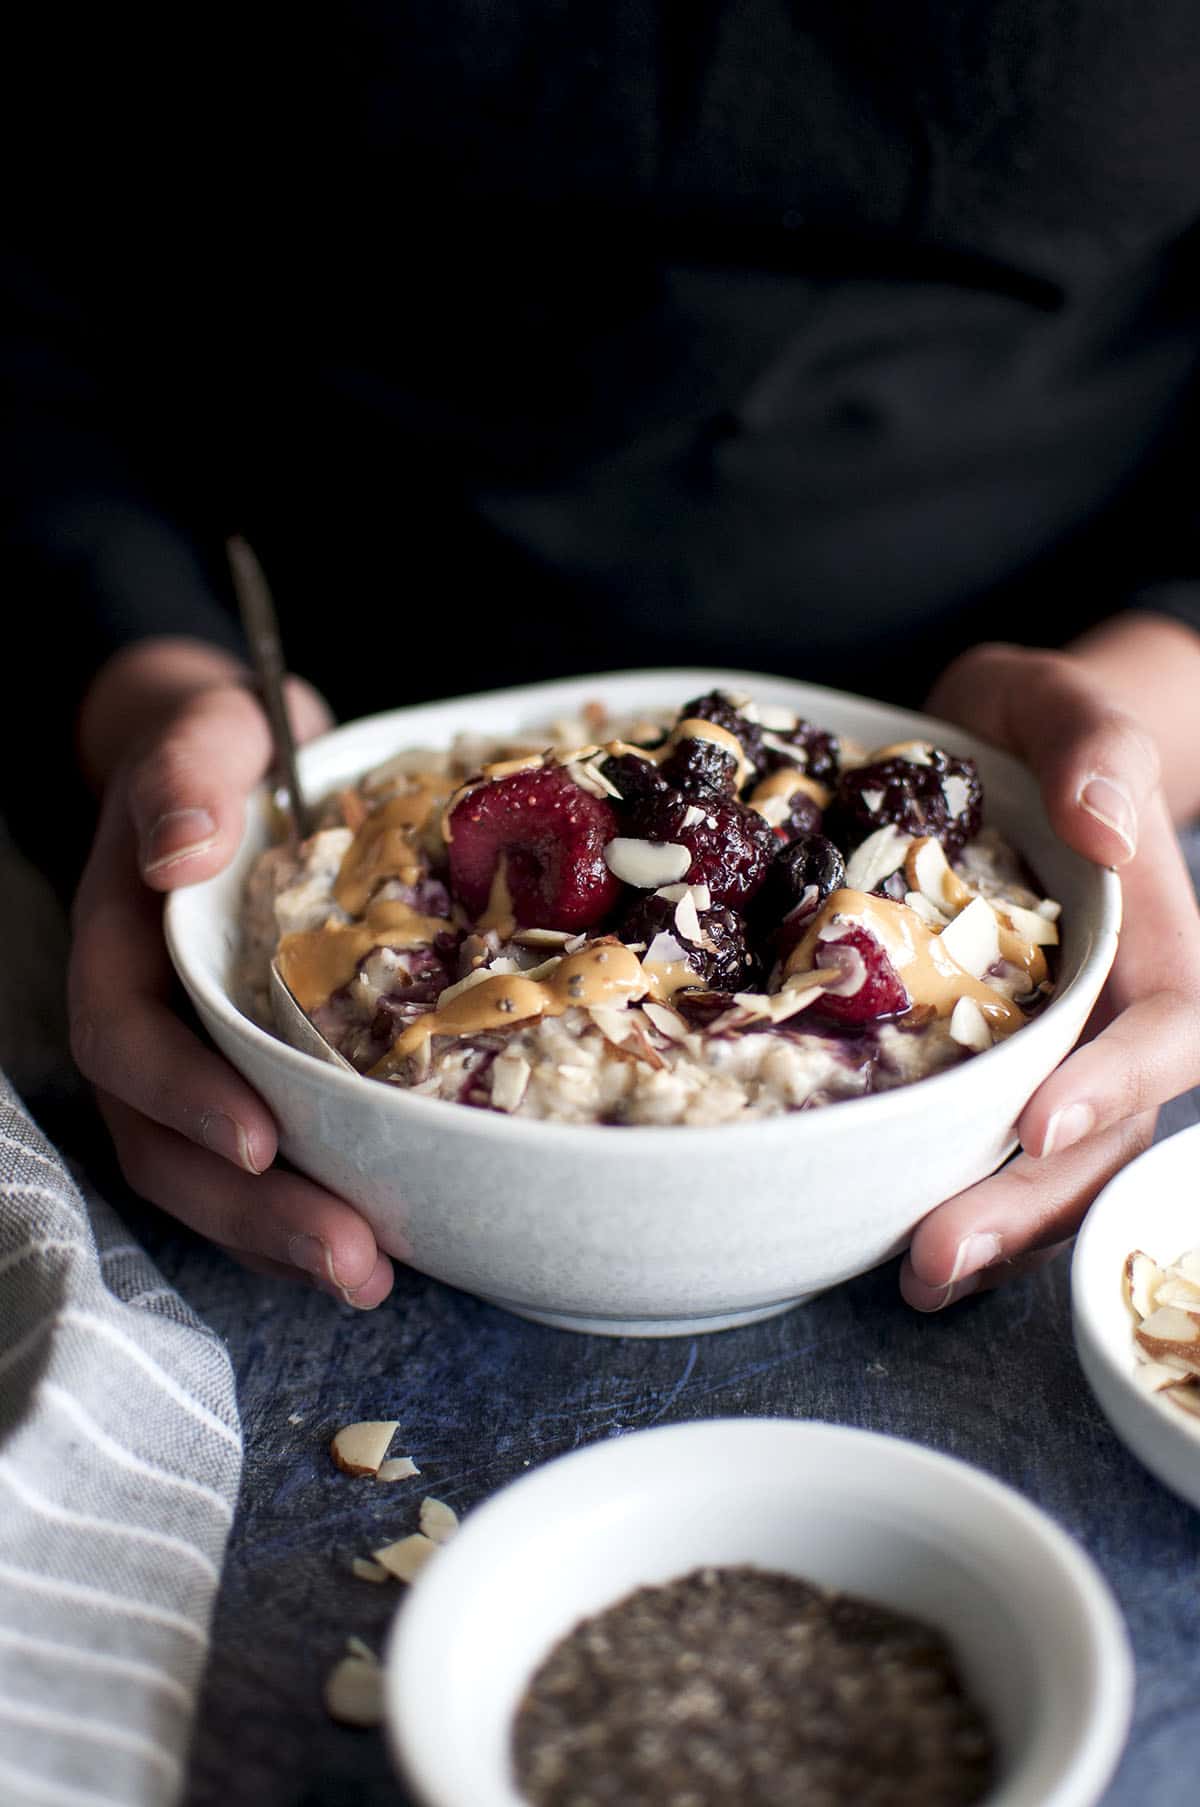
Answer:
[69,637,395,1307]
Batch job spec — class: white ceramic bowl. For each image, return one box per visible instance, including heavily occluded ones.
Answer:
[1072,1123,1200,1511]
[165,668,1121,1337]
[384,1419,1132,1807]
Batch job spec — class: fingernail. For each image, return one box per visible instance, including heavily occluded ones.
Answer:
[949,1232,1003,1285]
[288,1233,333,1282]
[1041,1102,1096,1159]
[1077,776,1136,861]
[200,1109,262,1173]
[141,807,218,873]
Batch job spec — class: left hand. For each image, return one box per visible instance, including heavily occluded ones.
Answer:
[900,640,1200,1310]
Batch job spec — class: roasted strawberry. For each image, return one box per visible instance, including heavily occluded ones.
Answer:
[811,923,910,1024]
[448,765,623,929]
[630,789,776,907]
[829,748,982,853]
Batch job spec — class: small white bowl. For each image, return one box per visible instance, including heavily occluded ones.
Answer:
[1072,1123,1200,1511]
[384,1420,1132,1807]
[165,667,1121,1337]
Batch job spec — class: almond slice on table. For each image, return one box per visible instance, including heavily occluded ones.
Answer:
[373,1533,440,1582]
[351,1557,391,1583]
[376,1456,421,1484]
[324,1655,384,1727]
[330,1421,400,1477]
[419,1497,460,1545]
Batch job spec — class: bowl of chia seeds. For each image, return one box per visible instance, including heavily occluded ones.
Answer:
[384,1420,1131,1807]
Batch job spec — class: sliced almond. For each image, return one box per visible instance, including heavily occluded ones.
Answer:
[419,1497,460,1545]
[491,1054,532,1114]
[346,1636,378,1666]
[1149,1277,1200,1316]
[350,1557,391,1583]
[324,1656,384,1728]
[992,899,1059,948]
[604,838,692,888]
[655,882,711,910]
[869,740,933,766]
[1124,1250,1165,1322]
[904,889,949,929]
[1168,1249,1200,1288]
[673,890,704,947]
[755,704,798,732]
[330,1421,400,1478]
[937,897,1000,980]
[376,1456,420,1484]
[1136,1307,1200,1375]
[1166,1385,1200,1419]
[681,804,707,829]
[948,996,991,1053]
[843,825,911,894]
[588,1004,637,1045]
[643,931,690,969]
[436,966,499,1009]
[942,773,972,818]
[1132,1360,1190,1395]
[906,836,974,915]
[372,1533,439,1582]
[512,928,573,948]
[641,1001,688,1042]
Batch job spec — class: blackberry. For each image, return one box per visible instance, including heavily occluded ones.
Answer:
[830,748,982,854]
[658,735,740,799]
[679,690,767,780]
[619,893,763,991]
[631,788,777,908]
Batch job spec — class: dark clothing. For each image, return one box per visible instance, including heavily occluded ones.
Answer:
[5,4,1200,879]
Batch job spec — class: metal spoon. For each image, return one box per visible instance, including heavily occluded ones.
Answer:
[226,535,356,1070]
[268,962,356,1071]
[227,533,312,841]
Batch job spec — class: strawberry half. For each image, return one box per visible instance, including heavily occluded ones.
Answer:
[447,765,623,930]
[812,923,910,1024]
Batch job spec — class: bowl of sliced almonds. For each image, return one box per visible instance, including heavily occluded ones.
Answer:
[1072,1123,1200,1512]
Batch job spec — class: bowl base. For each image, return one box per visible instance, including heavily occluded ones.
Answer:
[480,1294,817,1338]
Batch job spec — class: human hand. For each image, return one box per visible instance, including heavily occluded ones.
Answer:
[900,637,1200,1310]
[69,637,395,1307]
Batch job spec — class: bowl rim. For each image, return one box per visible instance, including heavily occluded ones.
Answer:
[165,665,1122,1149]
[383,1417,1133,1807]
[1070,1122,1200,1450]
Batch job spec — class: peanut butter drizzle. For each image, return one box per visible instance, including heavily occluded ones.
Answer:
[747,768,832,814]
[371,942,648,1074]
[334,788,440,914]
[642,957,700,1001]
[786,889,1026,1035]
[994,916,1049,987]
[276,900,451,1013]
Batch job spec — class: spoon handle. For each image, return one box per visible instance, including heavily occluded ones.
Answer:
[227,533,312,841]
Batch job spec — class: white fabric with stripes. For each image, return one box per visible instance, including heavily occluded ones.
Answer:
[0,1080,241,1807]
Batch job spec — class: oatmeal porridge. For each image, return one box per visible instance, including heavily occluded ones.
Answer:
[240,688,1061,1126]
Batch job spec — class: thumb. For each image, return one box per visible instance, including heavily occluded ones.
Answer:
[126,677,334,890]
[928,643,1159,868]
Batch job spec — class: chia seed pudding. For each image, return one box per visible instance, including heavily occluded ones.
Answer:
[512,1565,996,1807]
[240,688,1061,1126]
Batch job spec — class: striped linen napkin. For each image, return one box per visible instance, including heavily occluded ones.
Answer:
[0,1076,242,1807]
